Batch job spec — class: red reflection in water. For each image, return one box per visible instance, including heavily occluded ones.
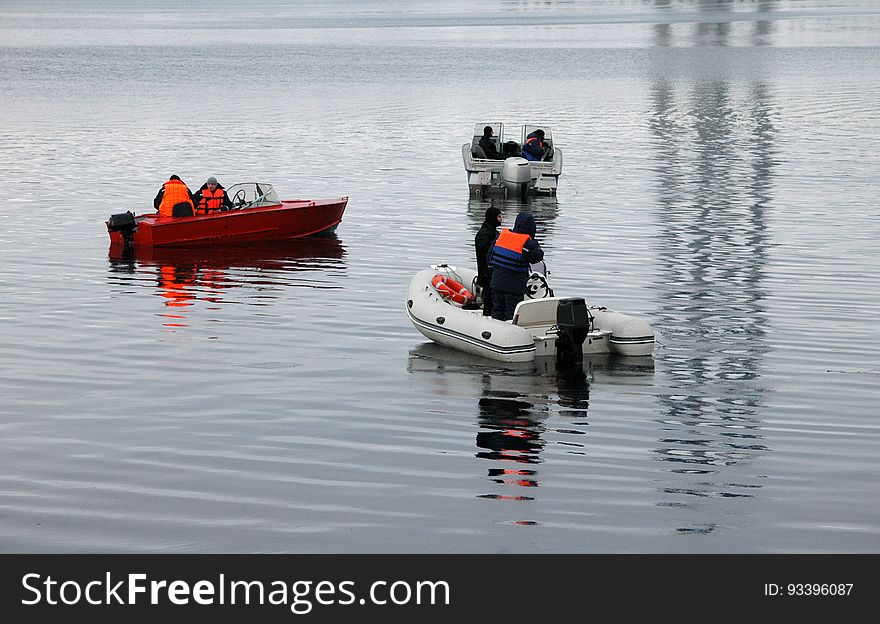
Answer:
[477,396,546,498]
[109,237,346,329]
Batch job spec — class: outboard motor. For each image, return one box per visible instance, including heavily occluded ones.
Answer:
[107,211,137,249]
[555,297,591,369]
[501,157,531,199]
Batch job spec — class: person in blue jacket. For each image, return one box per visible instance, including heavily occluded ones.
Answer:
[487,211,544,321]
[521,129,546,161]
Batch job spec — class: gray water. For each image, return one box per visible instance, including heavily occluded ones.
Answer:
[1,0,879,554]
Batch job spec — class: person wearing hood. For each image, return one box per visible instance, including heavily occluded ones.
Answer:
[474,206,503,317]
[487,211,544,321]
[192,176,233,215]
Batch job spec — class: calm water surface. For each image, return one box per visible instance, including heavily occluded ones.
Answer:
[1,0,879,553]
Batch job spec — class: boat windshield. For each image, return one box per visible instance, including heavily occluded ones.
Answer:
[226,183,281,209]
[473,122,503,141]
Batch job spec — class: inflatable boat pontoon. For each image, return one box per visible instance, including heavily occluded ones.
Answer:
[406,264,655,365]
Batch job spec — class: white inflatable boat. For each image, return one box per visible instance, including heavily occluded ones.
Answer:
[405,264,655,364]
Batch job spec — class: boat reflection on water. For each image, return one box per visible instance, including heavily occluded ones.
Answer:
[466,195,560,243]
[407,342,654,396]
[536,352,655,386]
[107,235,347,327]
[407,343,654,515]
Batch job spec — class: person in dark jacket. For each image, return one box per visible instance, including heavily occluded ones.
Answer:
[488,211,544,321]
[474,206,503,317]
[192,176,233,215]
[477,125,502,160]
[521,128,546,161]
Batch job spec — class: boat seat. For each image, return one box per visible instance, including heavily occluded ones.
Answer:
[502,140,520,158]
[472,143,488,159]
[512,297,560,337]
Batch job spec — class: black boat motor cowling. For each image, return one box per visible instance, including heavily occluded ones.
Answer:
[107,211,137,247]
[556,297,591,368]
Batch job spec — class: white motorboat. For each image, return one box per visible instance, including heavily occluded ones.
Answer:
[462,123,563,198]
[405,264,655,365]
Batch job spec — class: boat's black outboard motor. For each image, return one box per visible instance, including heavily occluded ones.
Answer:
[556,297,591,369]
[107,211,137,250]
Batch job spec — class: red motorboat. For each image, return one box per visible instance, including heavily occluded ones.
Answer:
[107,182,348,248]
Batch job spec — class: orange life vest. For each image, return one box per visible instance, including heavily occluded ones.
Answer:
[197,187,225,215]
[490,229,531,273]
[523,135,545,161]
[158,179,194,217]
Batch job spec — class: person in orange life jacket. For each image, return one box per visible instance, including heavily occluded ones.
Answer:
[192,176,233,215]
[153,174,195,217]
[474,206,503,317]
[487,211,544,321]
[521,128,545,161]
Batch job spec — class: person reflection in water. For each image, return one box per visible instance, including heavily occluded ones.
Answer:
[476,395,545,498]
[156,263,197,326]
[154,258,229,326]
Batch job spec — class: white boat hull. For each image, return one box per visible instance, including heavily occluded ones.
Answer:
[406,266,536,363]
[406,265,655,363]
[463,149,563,198]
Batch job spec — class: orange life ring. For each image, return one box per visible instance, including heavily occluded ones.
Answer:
[431,274,475,305]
